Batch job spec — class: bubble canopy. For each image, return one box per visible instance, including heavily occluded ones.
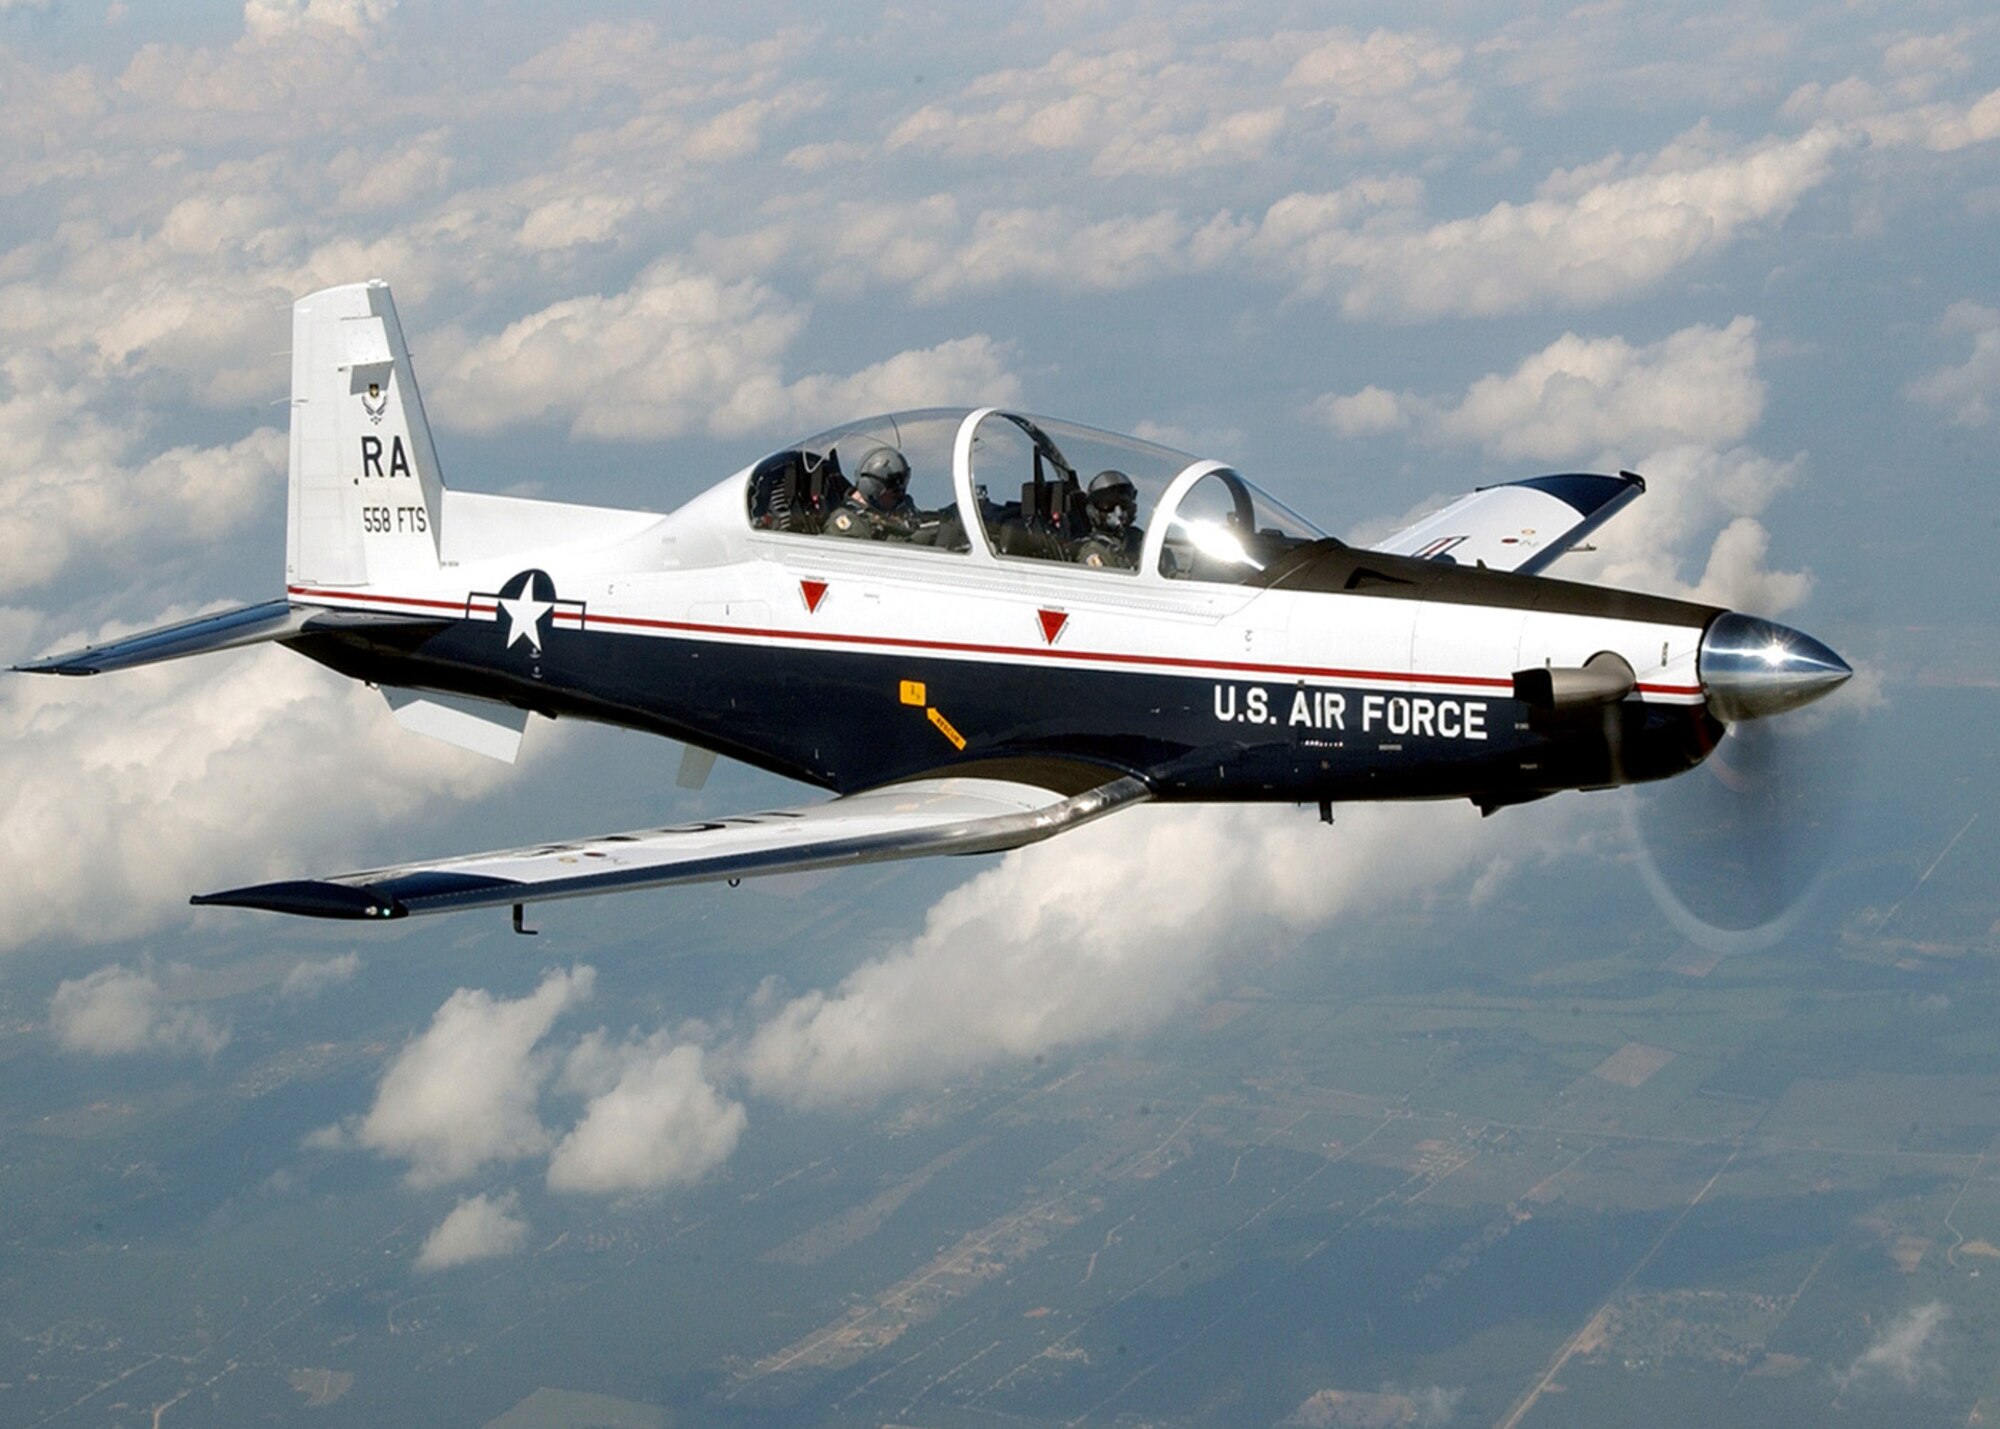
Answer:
[743,407,1329,583]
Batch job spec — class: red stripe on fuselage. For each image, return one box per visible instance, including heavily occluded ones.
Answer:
[285,585,1704,698]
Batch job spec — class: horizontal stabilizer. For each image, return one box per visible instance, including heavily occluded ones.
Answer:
[193,774,1151,920]
[13,600,445,676]
[381,687,531,763]
[1374,471,1645,576]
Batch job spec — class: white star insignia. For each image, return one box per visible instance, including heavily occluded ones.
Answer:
[498,591,554,653]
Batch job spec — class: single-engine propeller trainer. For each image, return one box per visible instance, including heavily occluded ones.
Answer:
[15,281,1853,926]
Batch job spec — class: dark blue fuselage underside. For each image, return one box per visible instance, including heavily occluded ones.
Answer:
[286,619,1718,807]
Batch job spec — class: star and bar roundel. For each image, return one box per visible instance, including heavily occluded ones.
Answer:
[469,569,586,655]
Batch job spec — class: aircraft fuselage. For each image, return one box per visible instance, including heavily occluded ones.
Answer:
[281,502,1722,814]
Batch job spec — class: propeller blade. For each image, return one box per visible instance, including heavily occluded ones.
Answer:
[1626,713,1860,952]
[677,744,718,790]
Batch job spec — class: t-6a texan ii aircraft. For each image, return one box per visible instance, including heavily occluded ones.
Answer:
[16,281,1852,926]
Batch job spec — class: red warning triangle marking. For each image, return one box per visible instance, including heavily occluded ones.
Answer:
[1037,608,1068,645]
[800,579,828,613]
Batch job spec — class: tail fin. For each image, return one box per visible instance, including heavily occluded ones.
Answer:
[286,281,446,590]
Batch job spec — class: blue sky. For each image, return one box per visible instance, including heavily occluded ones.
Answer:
[1,0,1995,1263]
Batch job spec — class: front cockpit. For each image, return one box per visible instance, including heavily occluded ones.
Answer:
[742,406,1331,585]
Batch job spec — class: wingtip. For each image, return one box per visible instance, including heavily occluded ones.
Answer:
[191,881,406,920]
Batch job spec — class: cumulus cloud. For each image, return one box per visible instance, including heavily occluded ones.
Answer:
[888,44,1288,179]
[506,22,818,113]
[1311,384,1408,439]
[0,14,829,470]
[1,633,519,954]
[323,966,594,1187]
[427,259,805,439]
[744,799,1535,1107]
[1286,1383,1464,1428]
[716,335,1021,436]
[908,206,1205,302]
[702,196,1240,306]
[1254,126,1846,318]
[1277,27,1478,153]
[1317,316,1758,473]
[244,0,397,43]
[280,952,361,1000]
[1907,301,2000,427]
[546,1032,746,1194]
[429,259,1019,439]
[1682,514,1812,614]
[50,963,228,1057]
[308,966,749,1199]
[414,1191,529,1272]
[1480,9,1804,114]
[1426,319,1765,461]
[885,26,1479,179]
[1840,1301,1949,1393]
[1314,321,1809,612]
[1575,444,1810,614]
[1783,29,2000,156]
[0,357,284,595]
[115,5,397,140]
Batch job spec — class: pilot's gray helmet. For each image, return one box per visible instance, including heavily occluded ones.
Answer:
[1087,469,1138,530]
[855,447,911,508]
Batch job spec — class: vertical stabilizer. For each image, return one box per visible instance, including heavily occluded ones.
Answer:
[287,281,446,589]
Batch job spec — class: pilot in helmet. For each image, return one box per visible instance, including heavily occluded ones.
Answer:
[1074,469,1143,569]
[826,447,917,539]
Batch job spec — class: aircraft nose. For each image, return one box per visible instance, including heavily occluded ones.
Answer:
[1698,611,1853,722]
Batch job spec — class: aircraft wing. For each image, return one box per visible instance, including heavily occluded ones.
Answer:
[1372,471,1645,576]
[192,773,1152,921]
[13,599,445,676]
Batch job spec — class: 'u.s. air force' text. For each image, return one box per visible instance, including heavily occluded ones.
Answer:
[1213,683,1487,740]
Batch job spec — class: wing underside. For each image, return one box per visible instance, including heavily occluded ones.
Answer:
[1373,472,1645,575]
[193,774,1152,920]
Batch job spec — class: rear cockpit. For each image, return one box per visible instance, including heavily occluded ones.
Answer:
[743,406,1330,585]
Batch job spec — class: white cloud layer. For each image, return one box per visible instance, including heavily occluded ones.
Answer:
[1315,320,1810,613]
[1,633,517,955]
[281,952,361,999]
[0,356,283,596]
[316,976,743,1200]
[1434,319,1765,461]
[1785,51,2000,154]
[429,259,1019,440]
[547,1032,746,1193]
[883,26,1479,180]
[734,120,1851,318]
[1318,319,1764,462]
[1256,125,1847,318]
[1841,1301,1949,1393]
[321,966,594,1188]
[1907,301,2000,427]
[415,1190,530,1272]
[744,799,1541,1108]
[50,963,228,1057]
